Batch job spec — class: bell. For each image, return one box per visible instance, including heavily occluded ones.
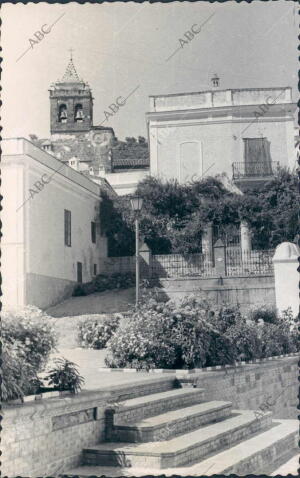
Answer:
[75,108,84,120]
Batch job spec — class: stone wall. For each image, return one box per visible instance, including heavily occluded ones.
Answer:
[1,376,174,477]
[190,356,298,420]
[2,357,297,476]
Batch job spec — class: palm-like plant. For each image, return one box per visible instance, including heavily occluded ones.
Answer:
[45,358,84,394]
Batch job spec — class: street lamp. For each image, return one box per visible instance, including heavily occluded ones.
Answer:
[130,194,143,305]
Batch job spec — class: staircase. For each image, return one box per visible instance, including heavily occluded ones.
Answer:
[68,383,298,476]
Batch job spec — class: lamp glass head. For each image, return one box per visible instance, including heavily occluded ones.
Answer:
[130,195,143,211]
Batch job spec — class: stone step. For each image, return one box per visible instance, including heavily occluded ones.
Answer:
[83,409,272,469]
[111,387,205,424]
[71,419,298,476]
[112,401,232,442]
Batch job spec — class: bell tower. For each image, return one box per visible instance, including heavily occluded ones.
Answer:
[49,52,93,136]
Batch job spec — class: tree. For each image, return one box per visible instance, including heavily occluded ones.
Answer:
[138,136,146,144]
[100,168,298,256]
[125,137,137,145]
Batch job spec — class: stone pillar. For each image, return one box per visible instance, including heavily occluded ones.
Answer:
[213,239,226,276]
[272,242,299,317]
[202,222,213,259]
[240,221,252,254]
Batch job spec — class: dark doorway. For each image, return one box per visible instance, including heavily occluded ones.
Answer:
[77,262,83,283]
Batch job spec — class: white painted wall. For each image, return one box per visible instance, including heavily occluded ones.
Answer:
[2,138,108,310]
[148,87,296,182]
[273,242,299,317]
[95,170,149,195]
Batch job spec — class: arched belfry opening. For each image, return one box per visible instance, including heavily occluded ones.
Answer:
[74,104,84,122]
[58,104,68,123]
[49,52,93,135]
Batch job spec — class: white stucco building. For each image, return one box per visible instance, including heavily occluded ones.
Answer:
[2,138,109,310]
[147,86,296,189]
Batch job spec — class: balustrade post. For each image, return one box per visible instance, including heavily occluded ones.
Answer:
[202,222,213,261]
[240,221,252,262]
[273,242,299,316]
[213,239,226,276]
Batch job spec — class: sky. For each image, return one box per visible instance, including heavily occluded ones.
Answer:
[2,1,298,141]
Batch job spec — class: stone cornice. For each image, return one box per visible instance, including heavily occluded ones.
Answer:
[146,102,296,123]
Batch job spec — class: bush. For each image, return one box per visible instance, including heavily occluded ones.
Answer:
[224,321,262,361]
[260,322,297,357]
[45,357,84,394]
[1,341,40,402]
[72,272,135,296]
[105,294,236,370]
[2,306,57,371]
[1,306,57,402]
[248,305,278,324]
[78,315,121,349]
[105,295,298,370]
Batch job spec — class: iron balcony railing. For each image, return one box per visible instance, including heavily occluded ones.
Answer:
[232,161,279,180]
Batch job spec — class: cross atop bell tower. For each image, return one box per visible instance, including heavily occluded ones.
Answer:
[49,51,93,136]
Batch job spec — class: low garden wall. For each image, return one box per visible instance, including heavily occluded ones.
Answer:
[2,356,298,476]
[190,355,298,420]
[2,376,175,477]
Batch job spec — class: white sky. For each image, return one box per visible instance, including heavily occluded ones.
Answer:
[2,1,298,140]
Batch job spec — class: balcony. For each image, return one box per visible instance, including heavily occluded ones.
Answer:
[232,161,280,190]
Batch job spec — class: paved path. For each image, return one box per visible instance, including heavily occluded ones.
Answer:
[47,288,135,318]
[47,348,158,390]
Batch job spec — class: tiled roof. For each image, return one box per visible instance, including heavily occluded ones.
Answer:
[113,158,150,169]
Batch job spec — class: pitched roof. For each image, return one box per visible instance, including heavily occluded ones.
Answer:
[61,57,81,83]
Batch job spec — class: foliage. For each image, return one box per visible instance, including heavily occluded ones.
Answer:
[224,321,262,361]
[78,315,121,349]
[73,272,135,296]
[1,340,40,402]
[1,306,56,401]
[105,294,297,370]
[100,190,135,256]
[99,169,298,255]
[105,294,236,370]
[2,306,57,371]
[248,305,279,324]
[45,358,84,394]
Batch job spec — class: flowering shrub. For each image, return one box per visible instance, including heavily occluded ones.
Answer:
[106,294,235,370]
[78,315,121,349]
[2,306,57,401]
[248,305,278,324]
[73,272,135,296]
[1,341,39,402]
[2,306,57,371]
[105,294,298,370]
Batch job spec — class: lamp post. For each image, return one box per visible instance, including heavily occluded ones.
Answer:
[130,194,143,306]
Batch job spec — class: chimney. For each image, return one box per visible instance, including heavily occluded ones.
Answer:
[211,74,220,88]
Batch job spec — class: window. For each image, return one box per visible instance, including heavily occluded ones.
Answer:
[243,138,272,176]
[77,262,83,283]
[91,221,96,243]
[64,209,71,246]
[58,104,67,123]
[93,264,97,276]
